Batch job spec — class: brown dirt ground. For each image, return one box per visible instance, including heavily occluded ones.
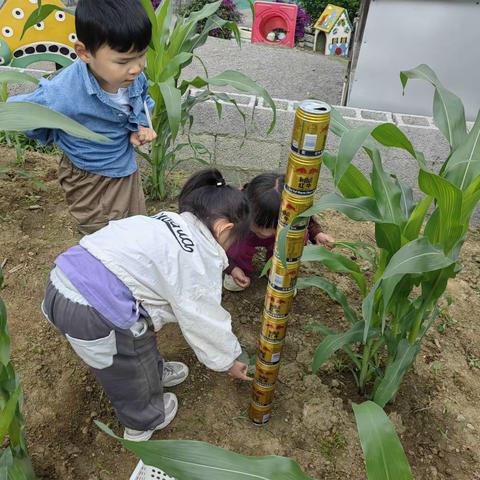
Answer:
[1,147,479,480]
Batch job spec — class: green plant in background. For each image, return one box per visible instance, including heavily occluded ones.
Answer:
[280,64,480,407]
[0,268,36,479]
[178,0,243,40]
[299,0,360,25]
[139,0,276,199]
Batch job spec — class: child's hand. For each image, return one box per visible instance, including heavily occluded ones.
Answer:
[231,267,251,289]
[228,361,252,381]
[314,232,335,247]
[130,127,157,146]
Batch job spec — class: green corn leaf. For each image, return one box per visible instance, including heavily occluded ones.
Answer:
[323,152,374,198]
[301,192,382,223]
[188,71,276,134]
[297,276,358,324]
[461,175,480,223]
[394,177,415,219]
[157,53,194,83]
[0,72,39,86]
[95,421,313,480]
[444,110,480,191]
[373,339,421,407]
[382,237,454,279]
[375,223,402,255]
[329,106,350,137]
[139,0,161,51]
[312,322,380,373]
[0,103,111,142]
[301,245,367,296]
[0,384,21,444]
[159,80,182,142]
[369,149,405,224]
[20,4,65,40]
[403,196,433,241]
[353,401,413,479]
[260,257,272,277]
[400,64,467,151]
[335,123,418,186]
[418,169,463,253]
[334,241,377,265]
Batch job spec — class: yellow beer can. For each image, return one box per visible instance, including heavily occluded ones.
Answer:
[261,310,289,342]
[285,152,322,196]
[264,285,294,319]
[274,228,305,262]
[278,190,312,230]
[255,356,280,386]
[291,100,331,157]
[249,401,272,425]
[268,257,300,292]
[258,335,284,364]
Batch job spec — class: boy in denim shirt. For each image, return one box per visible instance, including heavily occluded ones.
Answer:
[10,0,156,234]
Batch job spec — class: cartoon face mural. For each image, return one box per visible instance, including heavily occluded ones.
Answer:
[0,0,77,68]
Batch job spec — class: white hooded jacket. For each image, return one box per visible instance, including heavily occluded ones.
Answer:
[79,212,242,372]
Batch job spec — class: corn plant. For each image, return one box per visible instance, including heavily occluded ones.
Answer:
[280,64,480,406]
[0,268,36,479]
[139,0,276,199]
[96,421,312,479]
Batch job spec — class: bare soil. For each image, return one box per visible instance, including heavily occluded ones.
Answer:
[1,147,479,480]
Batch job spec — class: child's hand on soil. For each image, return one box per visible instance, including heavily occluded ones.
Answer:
[314,232,335,247]
[130,127,157,146]
[231,267,251,289]
[228,361,252,381]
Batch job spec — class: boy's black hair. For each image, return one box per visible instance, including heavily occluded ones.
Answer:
[244,173,285,229]
[75,0,152,55]
[179,169,251,244]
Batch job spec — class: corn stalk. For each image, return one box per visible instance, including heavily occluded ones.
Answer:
[0,268,36,479]
[279,64,480,406]
[139,0,276,199]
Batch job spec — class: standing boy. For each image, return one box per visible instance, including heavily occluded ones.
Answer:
[9,0,156,234]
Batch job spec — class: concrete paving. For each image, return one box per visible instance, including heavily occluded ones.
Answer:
[182,36,348,105]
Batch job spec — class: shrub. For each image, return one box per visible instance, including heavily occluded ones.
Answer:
[179,0,243,40]
[300,0,360,26]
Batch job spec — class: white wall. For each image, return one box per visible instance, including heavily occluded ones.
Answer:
[348,0,480,120]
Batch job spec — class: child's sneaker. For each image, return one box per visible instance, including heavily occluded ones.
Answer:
[223,274,245,292]
[163,361,189,387]
[123,393,178,442]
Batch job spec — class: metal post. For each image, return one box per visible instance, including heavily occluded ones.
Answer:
[249,100,331,425]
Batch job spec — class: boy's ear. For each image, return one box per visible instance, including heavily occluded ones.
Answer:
[74,41,92,63]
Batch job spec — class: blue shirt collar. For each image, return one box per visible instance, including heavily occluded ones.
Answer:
[78,60,143,98]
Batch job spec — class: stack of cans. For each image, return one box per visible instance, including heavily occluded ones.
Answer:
[249,100,331,425]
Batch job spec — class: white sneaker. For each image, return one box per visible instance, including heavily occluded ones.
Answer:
[123,393,178,442]
[163,361,189,387]
[223,274,245,292]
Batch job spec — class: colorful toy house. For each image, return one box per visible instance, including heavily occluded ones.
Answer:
[313,4,352,56]
[0,0,77,68]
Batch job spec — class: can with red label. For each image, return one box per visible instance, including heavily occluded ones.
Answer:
[278,190,312,230]
[264,286,294,319]
[249,402,272,425]
[274,228,306,262]
[285,152,322,196]
[268,257,300,292]
[291,100,331,157]
[252,380,275,405]
[255,357,280,386]
[261,310,289,342]
[258,335,284,364]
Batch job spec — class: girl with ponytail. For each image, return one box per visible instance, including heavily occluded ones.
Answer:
[41,169,251,442]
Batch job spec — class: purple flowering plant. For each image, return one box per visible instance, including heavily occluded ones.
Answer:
[274,0,310,41]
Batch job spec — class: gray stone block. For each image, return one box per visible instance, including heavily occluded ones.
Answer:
[215,136,282,170]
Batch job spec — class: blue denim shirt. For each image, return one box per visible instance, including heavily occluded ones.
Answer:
[9,61,155,177]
